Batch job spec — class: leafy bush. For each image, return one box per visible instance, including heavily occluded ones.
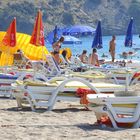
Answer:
[0,1,37,34]
[84,0,101,11]
[62,12,74,25]
[48,0,62,7]
[128,2,140,31]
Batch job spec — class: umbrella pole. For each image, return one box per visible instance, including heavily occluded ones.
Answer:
[5,48,10,74]
[42,46,45,66]
[125,70,129,92]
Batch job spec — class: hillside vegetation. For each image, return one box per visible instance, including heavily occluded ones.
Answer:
[0,0,140,35]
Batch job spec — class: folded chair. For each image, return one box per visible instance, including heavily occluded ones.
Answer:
[87,93,140,129]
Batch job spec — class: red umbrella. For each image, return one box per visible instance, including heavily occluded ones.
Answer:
[2,17,16,47]
[30,10,45,46]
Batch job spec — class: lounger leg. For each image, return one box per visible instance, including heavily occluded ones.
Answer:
[133,118,140,128]
[16,97,23,108]
[47,98,57,111]
[107,112,119,129]
[26,97,36,111]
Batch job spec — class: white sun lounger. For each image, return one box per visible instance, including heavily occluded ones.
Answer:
[12,76,125,111]
[0,73,18,97]
[87,93,140,129]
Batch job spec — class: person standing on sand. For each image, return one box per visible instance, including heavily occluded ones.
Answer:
[109,35,116,62]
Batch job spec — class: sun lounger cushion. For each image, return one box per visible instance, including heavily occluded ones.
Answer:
[16,80,57,87]
[56,81,124,89]
[0,74,18,80]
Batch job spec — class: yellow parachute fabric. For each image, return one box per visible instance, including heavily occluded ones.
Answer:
[0,32,49,66]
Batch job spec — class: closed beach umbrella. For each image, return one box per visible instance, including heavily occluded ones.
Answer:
[0,11,49,66]
[53,25,58,44]
[0,17,17,65]
[124,17,133,47]
[2,17,16,47]
[30,10,45,46]
[91,21,102,49]
[28,10,49,60]
[47,26,62,44]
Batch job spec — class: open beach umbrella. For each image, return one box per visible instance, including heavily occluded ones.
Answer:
[124,17,133,47]
[47,27,82,45]
[91,21,103,49]
[63,35,82,44]
[62,25,95,36]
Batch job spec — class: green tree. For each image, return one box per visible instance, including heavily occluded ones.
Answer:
[128,2,140,32]
[62,12,74,25]
[0,1,37,34]
[84,0,101,12]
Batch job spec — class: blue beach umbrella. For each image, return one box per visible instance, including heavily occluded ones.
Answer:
[47,26,62,44]
[63,35,82,44]
[53,25,58,44]
[92,21,103,49]
[46,27,82,45]
[124,17,133,47]
[62,25,95,36]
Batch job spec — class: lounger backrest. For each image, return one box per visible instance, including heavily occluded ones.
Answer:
[13,53,30,68]
[46,55,61,74]
[106,97,140,116]
[59,54,68,65]
[14,53,22,60]
[71,56,83,66]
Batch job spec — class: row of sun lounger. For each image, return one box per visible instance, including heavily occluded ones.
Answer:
[0,54,140,129]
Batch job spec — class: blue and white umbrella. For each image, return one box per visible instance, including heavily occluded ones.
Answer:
[62,25,95,36]
[63,35,82,44]
[91,21,103,49]
[46,27,82,45]
[124,17,133,47]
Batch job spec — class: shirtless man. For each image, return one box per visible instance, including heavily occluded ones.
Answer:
[79,50,88,64]
[109,35,116,62]
[90,48,100,66]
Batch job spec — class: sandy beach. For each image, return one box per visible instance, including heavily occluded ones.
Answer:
[0,97,139,140]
